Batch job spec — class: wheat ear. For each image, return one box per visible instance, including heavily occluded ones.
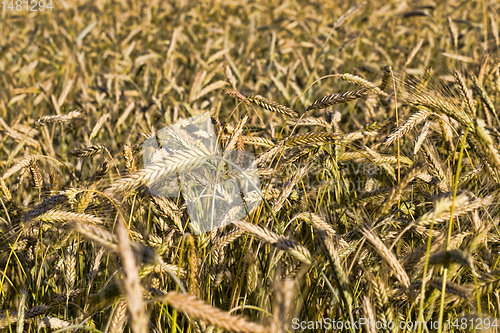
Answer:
[453,70,476,116]
[341,73,388,96]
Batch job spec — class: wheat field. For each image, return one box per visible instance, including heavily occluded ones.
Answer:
[1,0,500,332]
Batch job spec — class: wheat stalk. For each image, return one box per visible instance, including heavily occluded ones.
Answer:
[241,136,275,148]
[36,110,82,125]
[306,88,369,111]
[414,121,431,156]
[0,178,11,201]
[360,224,411,290]
[377,167,419,219]
[89,113,110,141]
[406,92,471,127]
[191,80,228,102]
[106,149,211,195]
[109,300,128,333]
[383,108,431,146]
[64,246,77,290]
[225,115,248,151]
[471,74,499,124]
[116,219,149,333]
[225,64,237,89]
[428,249,473,268]
[247,94,298,117]
[232,219,312,265]
[21,192,68,222]
[288,117,330,127]
[16,288,26,333]
[284,132,338,147]
[474,118,500,170]
[428,278,472,300]
[224,88,250,105]
[453,70,476,116]
[362,296,377,333]
[28,159,43,190]
[270,278,295,333]
[38,317,71,330]
[474,268,500,296]
[156,291,267,333]
[2,156,36,180]
[0,305,49,328]
[422,144,449,190]
[37,210,104,225]
[123,143,136,173]
[272,166,307,214]
[379,66,392,91]
[70,144,108,157]
[68,221,119,251]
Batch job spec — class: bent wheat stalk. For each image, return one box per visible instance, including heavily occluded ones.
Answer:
[155,291,267,333]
